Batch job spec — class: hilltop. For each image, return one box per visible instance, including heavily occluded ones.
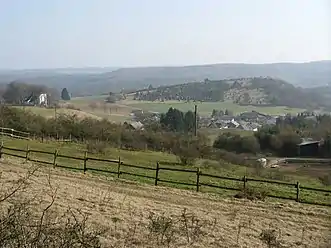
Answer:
[0,60,330,96]
[133,77,329,109]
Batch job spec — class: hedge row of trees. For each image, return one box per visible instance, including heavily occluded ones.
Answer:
[0,106,211,164]
[0,81,74,105]
[0,81,60,105]
[160,107,196,133]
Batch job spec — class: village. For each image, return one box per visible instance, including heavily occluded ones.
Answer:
[128,108,280,132]
[199,110,278,131]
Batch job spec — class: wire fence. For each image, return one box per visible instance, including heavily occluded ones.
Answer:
[0,143,330,207]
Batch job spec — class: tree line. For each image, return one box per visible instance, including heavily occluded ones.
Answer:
[132,77,330,109]
[0,81,76,105]
[213,113,331,157]
[0,106,211,165]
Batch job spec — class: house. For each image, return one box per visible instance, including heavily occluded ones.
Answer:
[238,121,261,131]
[304,116,318,123]
[239,111,270,123]
[265,117,277,125]
[227,120,241,129]
[200,117,213,127]
[214,119,233,129]
[38,93,48,106]
[123,121,144,130]
[218,116,235,122]
[297,138,320,157]
[130,109,144,116]
[24,93,48,106]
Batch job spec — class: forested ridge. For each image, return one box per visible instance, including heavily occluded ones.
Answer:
[133,77,330,109]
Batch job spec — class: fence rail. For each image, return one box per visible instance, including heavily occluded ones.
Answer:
[0,144,330,207]
[0,127,30,140]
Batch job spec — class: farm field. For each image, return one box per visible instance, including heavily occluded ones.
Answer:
[13,105,102,119]
[201,128,254,143]
[120,99,305,116]
[14,101,134,123]
[74,94,305,116]
[1,137,330,205]
[1,153,330,247]
[12,94,305,124]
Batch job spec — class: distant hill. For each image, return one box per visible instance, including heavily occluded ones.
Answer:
[0,61,330,96]
[133,77,331,109]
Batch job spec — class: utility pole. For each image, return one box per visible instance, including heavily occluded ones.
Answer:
[54,104,58,140]
[194,104,198,136]
[1,104,3,146]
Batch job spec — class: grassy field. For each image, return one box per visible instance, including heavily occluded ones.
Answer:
[13,94,305,124]
[201,128,254,143]
[73,94,305,117]
[14,100,133,123]
[14,106,102,119]
[2,160,330,247]
[1,137,330,206]
[121,99,305,116]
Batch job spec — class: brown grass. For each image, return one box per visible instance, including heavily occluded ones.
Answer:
[1,157,330,248]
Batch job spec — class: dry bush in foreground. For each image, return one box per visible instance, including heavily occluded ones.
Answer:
[259,229,283,248]
[0,166,105,248]
[234,187,269,201]
[145,208,217,247]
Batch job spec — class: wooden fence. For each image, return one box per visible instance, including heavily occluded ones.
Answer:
[0,127,30,140]
[0,144,330,207]
[0,127,74,143]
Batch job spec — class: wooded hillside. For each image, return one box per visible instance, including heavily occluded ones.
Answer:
[133,77,329,109]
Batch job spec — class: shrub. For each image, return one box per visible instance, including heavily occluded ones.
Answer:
[259,229,283,248]
[0,167,105,247]
[177,149,197,165]
[213,132,260,154]
[66,104,81,111]
[86,140,107,154]
[234,187,269,201]
[171,135,204,165]
[319,173,331,186]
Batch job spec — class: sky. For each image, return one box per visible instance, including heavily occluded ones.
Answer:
[0,0,330,69]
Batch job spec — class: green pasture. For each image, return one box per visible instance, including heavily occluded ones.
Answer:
[1,137,329,205]
[122,100,305,116]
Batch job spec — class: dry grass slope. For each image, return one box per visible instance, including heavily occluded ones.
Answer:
[0,157,330,248]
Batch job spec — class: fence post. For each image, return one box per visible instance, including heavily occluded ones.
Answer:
[196,168,200,192]
[243,176,247,190]
[0,142,3,159]
[83,151,87,174]
[25,144,29,162]
[53,149,58,168]
[155,162,160,186]
[296,181,300,202]
[117,157,121,178]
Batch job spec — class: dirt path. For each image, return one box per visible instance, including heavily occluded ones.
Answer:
[0,157,330,248]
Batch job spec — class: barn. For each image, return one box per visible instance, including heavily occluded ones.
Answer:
[297,139,320,157]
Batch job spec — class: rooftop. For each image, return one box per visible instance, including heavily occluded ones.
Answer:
[297,140,320,146]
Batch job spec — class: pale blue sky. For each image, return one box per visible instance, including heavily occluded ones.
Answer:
[0,0,330,69]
